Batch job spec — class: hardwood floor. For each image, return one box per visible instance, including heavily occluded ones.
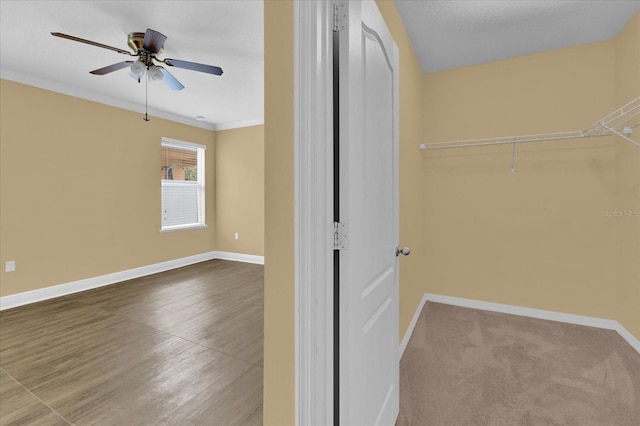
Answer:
[0,259,263,425]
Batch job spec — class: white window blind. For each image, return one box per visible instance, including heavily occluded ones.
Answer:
[161,138,206,232]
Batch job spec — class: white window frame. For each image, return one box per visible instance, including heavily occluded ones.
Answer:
[160,137,207,233]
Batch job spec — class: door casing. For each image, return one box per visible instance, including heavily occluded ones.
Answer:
[294,1,400,425]
[294,2,335,425]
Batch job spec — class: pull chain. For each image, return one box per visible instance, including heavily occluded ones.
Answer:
[143,71,150,122]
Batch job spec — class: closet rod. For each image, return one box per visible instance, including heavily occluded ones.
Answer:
[420,97,640,151]
[419,131,595,150]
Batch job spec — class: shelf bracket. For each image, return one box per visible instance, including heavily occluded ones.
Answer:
[600,123,640,148]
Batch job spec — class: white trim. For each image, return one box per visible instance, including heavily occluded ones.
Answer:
[424,294,621,329]
[1,73,263,132]
[213,251,264,265]
[614,323,640,354]
[161,137,207,151]
[160,223,208,233]
[212,119,265,131]
[400,294,429,356]
[0,72,217,131]
[399,293,640,356]
[295,1,335,425]
[0,250,263,311]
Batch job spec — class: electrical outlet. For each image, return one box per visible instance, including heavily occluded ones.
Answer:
[5,261,16,272]
[234,232,239,240]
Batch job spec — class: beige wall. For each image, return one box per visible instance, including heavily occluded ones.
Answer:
[263,0,295,424]
[374,1,427,344]
[614,13,640,338]
[0,79,217,297]
[378,6,639,345]
[215,125,265,256]
[422,41,619,320]
[0,79,267,298]
[421,19,640,341]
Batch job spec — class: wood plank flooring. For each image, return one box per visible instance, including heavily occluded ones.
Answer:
[0,259,263,426]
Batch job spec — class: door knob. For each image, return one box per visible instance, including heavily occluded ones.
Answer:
[396,246,411,256]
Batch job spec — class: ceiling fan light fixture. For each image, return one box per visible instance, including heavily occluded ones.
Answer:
[130,59,146,79]
[147,65,164,82]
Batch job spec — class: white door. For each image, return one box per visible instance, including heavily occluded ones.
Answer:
[337,1,400,425]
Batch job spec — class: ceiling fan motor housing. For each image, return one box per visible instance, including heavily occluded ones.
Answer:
[127,32,163,55]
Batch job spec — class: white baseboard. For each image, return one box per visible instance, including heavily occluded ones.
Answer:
[400,293,640,356]
[400,294,429,356]
[213,251,264,265]
[0,251,264,311]
[614,323,640,354]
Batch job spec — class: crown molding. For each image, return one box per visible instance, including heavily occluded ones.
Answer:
[213,119,265,131]
[1,72,261,132]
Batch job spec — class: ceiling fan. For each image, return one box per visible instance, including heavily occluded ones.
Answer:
[51,28,223,91]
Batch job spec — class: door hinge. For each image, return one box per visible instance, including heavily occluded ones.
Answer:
[333,3,346,32]
[333,222,347,250]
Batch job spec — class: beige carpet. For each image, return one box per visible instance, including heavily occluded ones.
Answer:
[397,302,640,426]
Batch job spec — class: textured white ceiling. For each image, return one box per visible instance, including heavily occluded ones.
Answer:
[0,1,263,130]
[3,1,637,128]
[395,0,640,73]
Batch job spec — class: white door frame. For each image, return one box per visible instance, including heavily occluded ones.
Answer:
[294,1,400,424]
[294,1,335,425]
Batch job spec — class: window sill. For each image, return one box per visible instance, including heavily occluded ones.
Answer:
[160,224,208,233]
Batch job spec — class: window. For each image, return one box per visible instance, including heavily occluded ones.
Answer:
[160,138,206,232]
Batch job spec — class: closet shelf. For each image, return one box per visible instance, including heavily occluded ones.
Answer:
[420,97,640,150]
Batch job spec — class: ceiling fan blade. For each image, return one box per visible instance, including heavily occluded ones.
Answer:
[143,29,167,54]
[164,58,223,76]
[90,61,133,75]
[51,32,132,55]
[159,67,185,90]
